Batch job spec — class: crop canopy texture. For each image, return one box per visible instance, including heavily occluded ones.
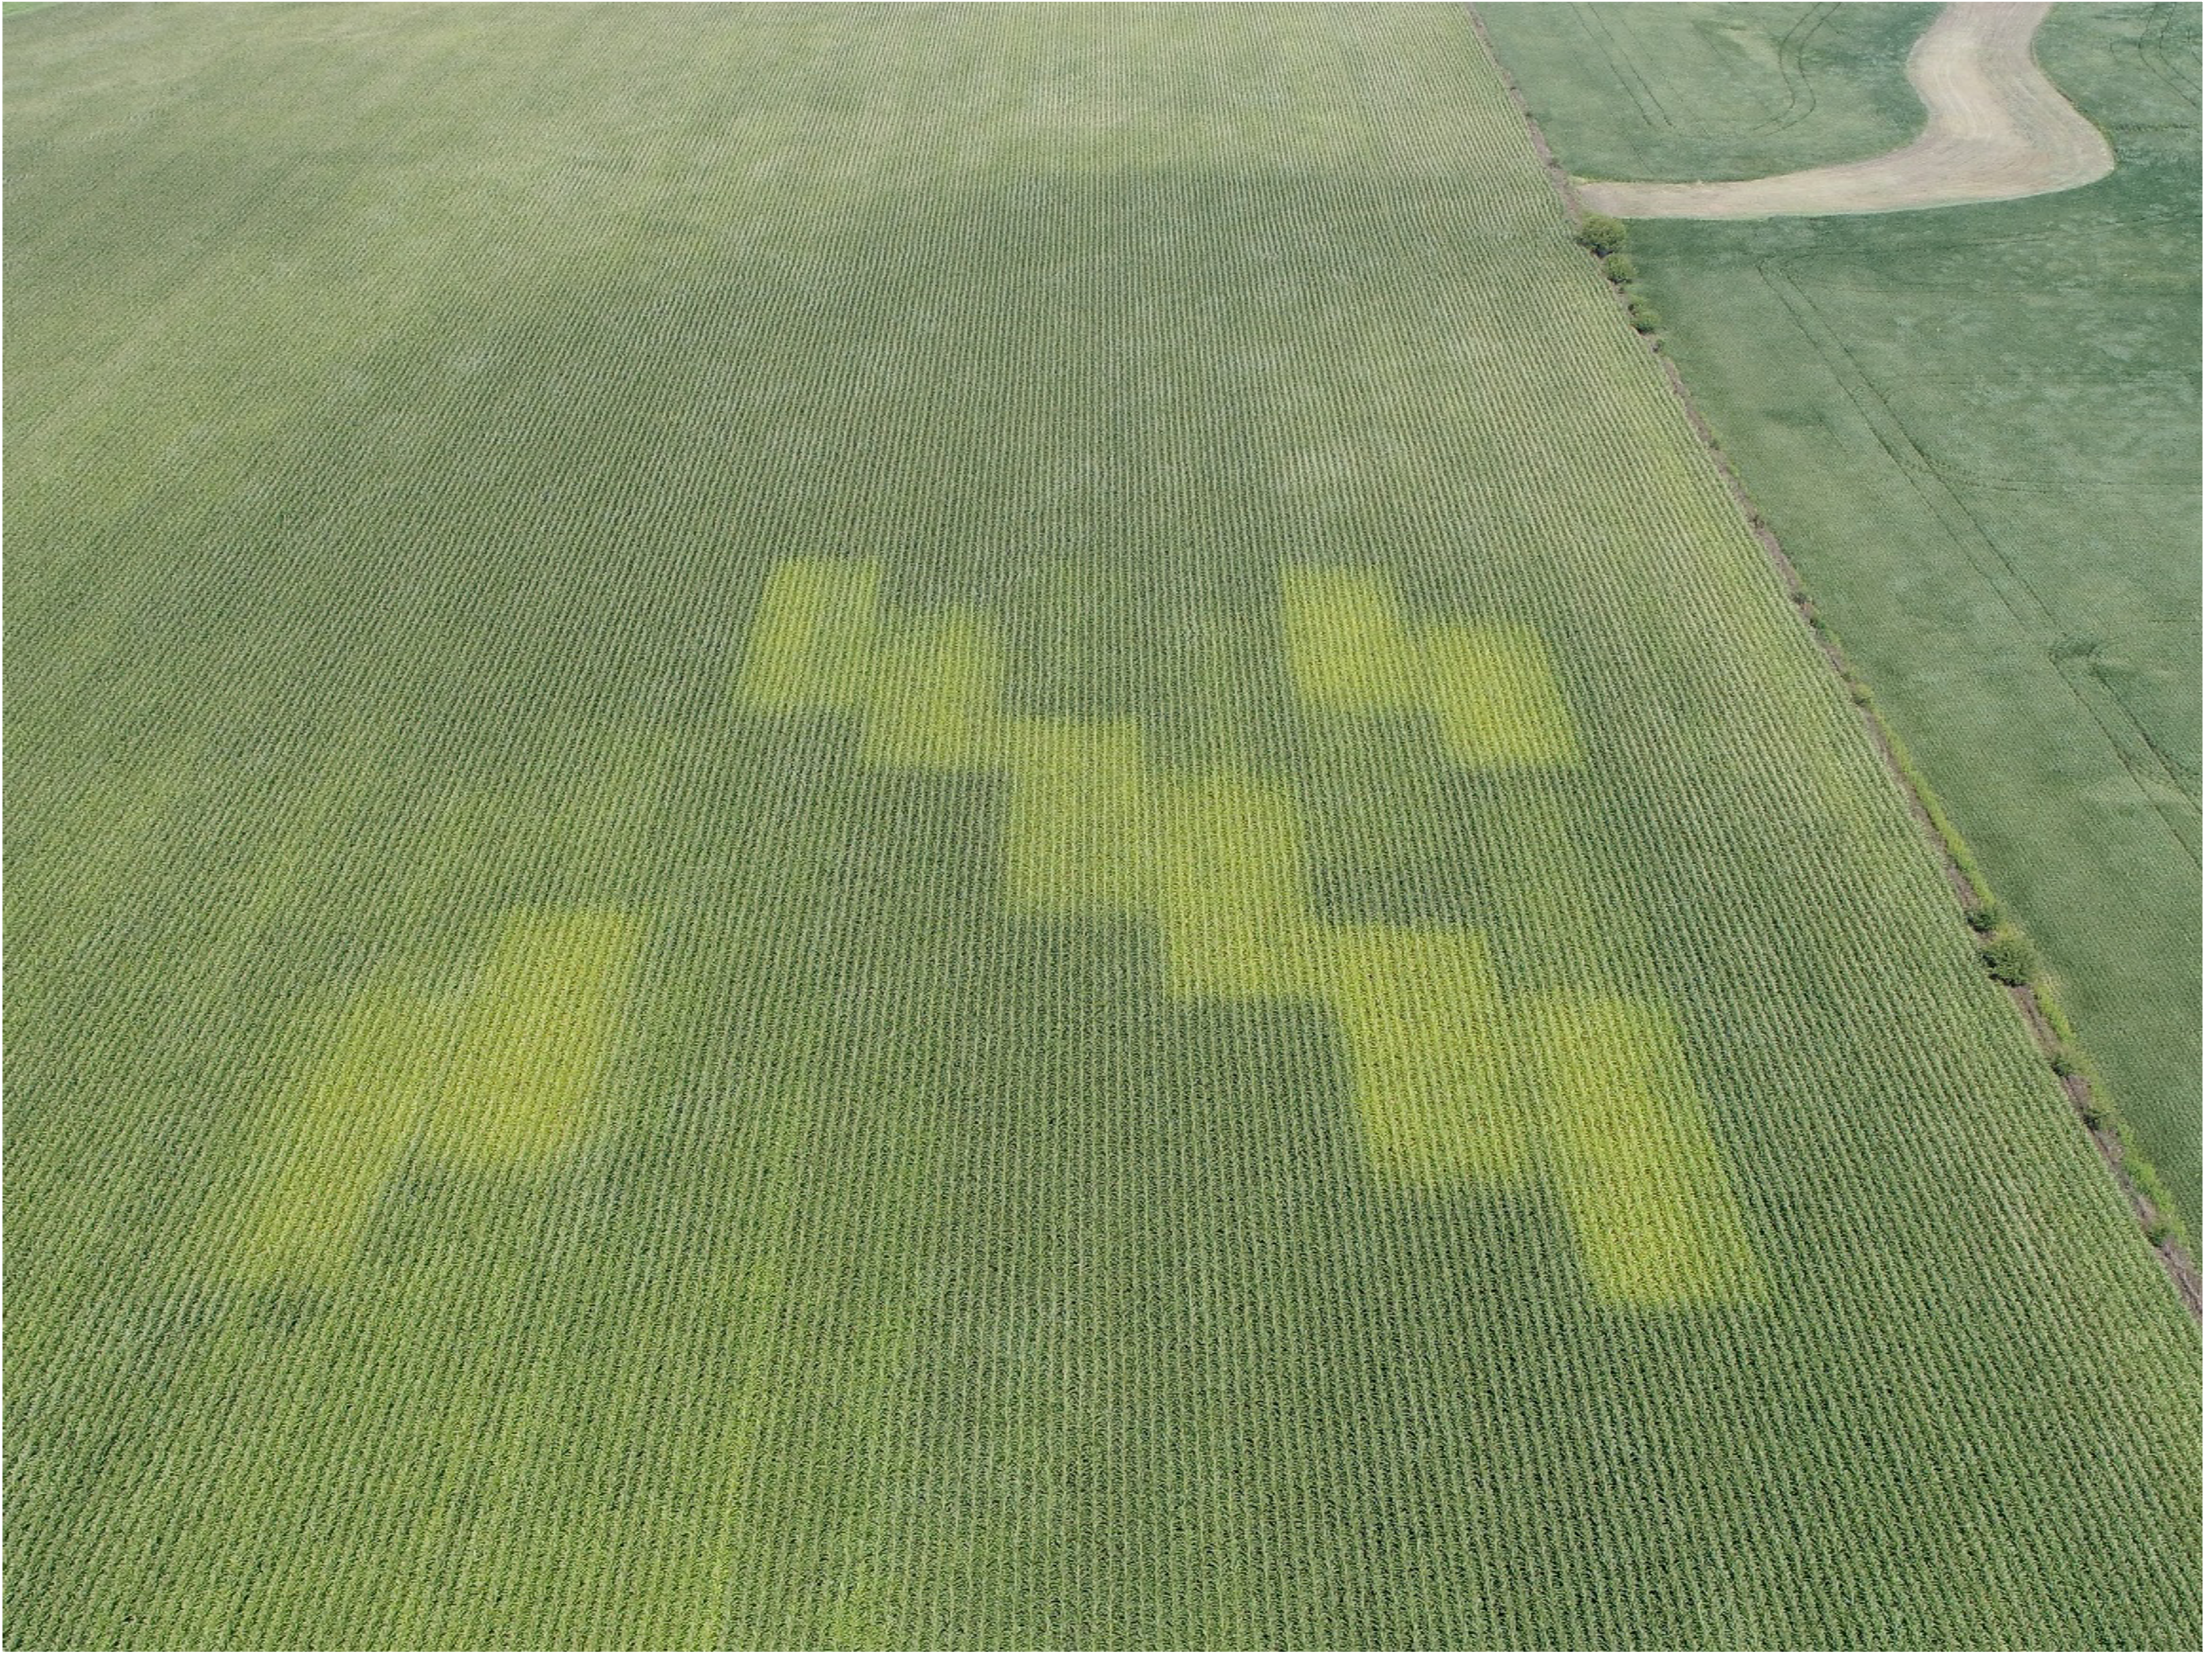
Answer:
[6,5,2197,1648]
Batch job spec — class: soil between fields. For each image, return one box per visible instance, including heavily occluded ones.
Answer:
[1575,2,2113,219]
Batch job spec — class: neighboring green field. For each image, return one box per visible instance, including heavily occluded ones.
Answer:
[7,6,2197,1649]
[1486,2,1937,181]
[1484,1,2203,1221]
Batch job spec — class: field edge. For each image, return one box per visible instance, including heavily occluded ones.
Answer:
[1464,0,2201,1319]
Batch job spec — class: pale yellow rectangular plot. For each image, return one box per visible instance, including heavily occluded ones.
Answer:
[1421,622,1580,767]
[1328,924,1526,1183]
[234,986,455,1282]
[1156,776,1324,999]
[734,557,883,711]
[1527,991,1761,1304]
[1280,565,1424,714]
[999,717,1154,916]
[857,608,1004,772]
[428,907,646,1165]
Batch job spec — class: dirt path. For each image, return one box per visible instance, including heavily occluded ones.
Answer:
[1576,3,2112,219]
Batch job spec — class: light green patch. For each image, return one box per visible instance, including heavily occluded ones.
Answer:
[1422,623,1580,768]
[233,986,447,1284]
[999,717,1155,916]
[1280,571,1580,769]
[235,908,643,1278]
[1280,565,1422,714]
[1329,924,1526,1183]
[731,563,1722,1305]
[428,907,646,1165]
[1528,991,1761,1304]
[858,607,1005,772]
[734,557,883,712]
[1156,777,1324,999]
[812,1315,922,1650]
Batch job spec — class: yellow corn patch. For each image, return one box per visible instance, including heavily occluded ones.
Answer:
[1422,623,1580,767]
[428,908,646,1164]
[1157,777,1324,999]
[235,987,451,1283]
[1280,571,1580,769]
[1328,925,1525,1182]
[1528,991,1760,1304]
[858,608,1005,771]
[728,560,1754,1307]
[999,717,1154,916]
[1280,565,1422,714]
[735,557,883,711]
[237,908,645,1280]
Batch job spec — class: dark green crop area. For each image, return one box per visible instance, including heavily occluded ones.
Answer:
[1484,1,2203,1222]
[7,6,2197,1648]
[1484,1,1940,181]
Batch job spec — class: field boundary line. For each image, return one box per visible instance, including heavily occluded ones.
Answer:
[1467,3,2200,1320]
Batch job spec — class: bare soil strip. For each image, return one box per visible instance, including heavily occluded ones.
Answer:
[1576,3,2113,219]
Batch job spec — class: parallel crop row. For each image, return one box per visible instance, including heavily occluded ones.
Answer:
[6,4,2196,1649]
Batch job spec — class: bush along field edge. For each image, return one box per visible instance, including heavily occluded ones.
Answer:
[1465,3,2200,1317]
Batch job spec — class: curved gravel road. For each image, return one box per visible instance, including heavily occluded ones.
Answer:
[1574,3,2113,219]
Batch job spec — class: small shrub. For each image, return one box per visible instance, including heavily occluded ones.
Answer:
[2048,1051,2076,1079]
[1626,297,1661,333]
[1962,901,2000,933]
[1980,932,2037,987]
[1575,213,1629,256]
[1602,252,1638,284]
[2131,1157,2176,1218]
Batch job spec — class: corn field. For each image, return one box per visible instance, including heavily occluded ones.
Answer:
[6,5,2197,1648]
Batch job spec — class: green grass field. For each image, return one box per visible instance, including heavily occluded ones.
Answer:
[7,6,2198,1647]
[1483,1,2203,1224]
[1483,1,1938,181]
